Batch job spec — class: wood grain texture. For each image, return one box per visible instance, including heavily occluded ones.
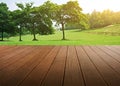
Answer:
[0,46,120,86]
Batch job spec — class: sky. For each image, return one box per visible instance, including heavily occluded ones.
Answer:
[0,0,120,13]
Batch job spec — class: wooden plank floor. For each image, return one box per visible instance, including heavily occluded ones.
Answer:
[0,46,120,86]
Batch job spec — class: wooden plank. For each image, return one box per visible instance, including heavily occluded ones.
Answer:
[0,46,16,52]
[0,46,33,70]
[97,46,120,62]
[0,46,12,52]
[0,46,18,55]
[63,46,84,86]
[90,46,120,75]
[83,46,120,86]
[107,46,120,53]
[0,46,37,73]
[0,46,120,86]
[17,46,60,86]
[0,46,39,85]
[105,46,120,55]
[0,46,54,86]
[41,46,67,86]
[0,46,19,58]
[76,46,107,86]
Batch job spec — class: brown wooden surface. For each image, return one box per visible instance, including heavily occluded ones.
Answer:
[0,46,120,86]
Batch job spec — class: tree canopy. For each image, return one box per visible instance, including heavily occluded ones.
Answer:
[88,9,120,29]
[0,2,10,41]
[1,1,120,41]
[52,1,85,40]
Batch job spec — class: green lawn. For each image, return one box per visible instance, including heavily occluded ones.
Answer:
[90,24,120,33]
[0,28,120,45]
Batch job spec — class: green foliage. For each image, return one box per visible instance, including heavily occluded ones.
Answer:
[0,1,88,41]
[88,10,120,29]
[0,32,10,39]
[0,2,10,40]
[54,1,83,24]
[36,1,56,35]
[2,1,120,43]
[38,25,54,35]
[51,1,84,40]
[39,1,58,19]
[65,21,89,30]
[14,2,55,41]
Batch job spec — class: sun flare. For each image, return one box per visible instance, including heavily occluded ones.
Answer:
[79,0,120,13]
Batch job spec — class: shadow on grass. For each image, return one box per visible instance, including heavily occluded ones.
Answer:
[0,40,10,42]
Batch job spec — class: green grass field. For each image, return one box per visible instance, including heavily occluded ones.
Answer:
[0,25,120,45]
[91,24,120,33]
[85,24,120,35]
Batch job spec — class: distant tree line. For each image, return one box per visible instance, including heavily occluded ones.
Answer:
[65,9,120,30]
[88,10,120,29]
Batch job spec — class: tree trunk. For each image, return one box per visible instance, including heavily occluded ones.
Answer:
[1,28,4,41]
[61,23,65,40]
[32,24,38,41]
[19,27,22,41]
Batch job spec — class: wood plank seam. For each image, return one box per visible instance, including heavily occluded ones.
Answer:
[0,47,35,71]
[39,46,61,86]
[0,46,120,86]
[0,46,21,57]
[63,46,85,86]
[75,46,86,86]
[97,46,120,64]
[82,46,109,86]
[0,46,52,86]
[0,46,38,74]
[90,46,120,77]
[105,46,120,55]
[61,46,68,86]
[16,46,54,86]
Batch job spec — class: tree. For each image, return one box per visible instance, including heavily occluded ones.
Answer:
[88,9,120,29]
[7,11,17,36]
[37,1,55,35]
[15,2,33,41]
[65,13,89,30]
[53,1,83,40]
[101,10,114,26]
[88,10,103,28]
[0,2,9,41]
[12,10,23,41]
[29,7,39,41]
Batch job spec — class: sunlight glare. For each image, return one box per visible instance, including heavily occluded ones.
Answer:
[79,0,120,13]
